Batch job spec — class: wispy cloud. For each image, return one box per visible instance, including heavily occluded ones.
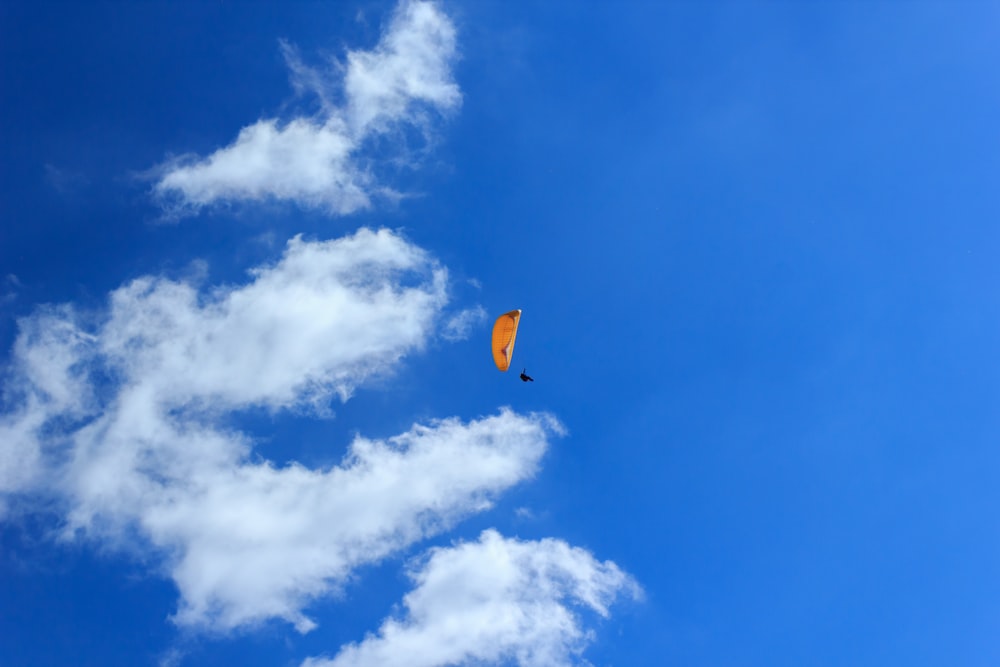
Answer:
[304,530,641,667]
[1,274,21,306]
[0,228,561,632]
[153,0,460,216]
[44,164,89,195]
[441,305,487,341]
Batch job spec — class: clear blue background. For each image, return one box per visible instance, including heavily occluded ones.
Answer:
[3,1,1000,665]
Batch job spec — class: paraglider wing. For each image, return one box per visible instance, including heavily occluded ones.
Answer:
[491,309,521,371]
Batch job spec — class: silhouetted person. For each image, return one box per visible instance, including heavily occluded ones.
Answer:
[519,369,534,382]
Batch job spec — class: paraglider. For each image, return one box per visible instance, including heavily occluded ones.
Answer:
[491,309,521,372]
[493,309,535,382]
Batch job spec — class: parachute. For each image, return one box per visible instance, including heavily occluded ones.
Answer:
[491,309,521,372]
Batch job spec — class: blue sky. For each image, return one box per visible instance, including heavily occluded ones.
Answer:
[2,1,1000,665]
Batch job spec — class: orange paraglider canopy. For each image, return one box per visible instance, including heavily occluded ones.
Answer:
[491,309,521,371]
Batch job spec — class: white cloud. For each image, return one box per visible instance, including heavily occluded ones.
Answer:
[304,530,641,667]
[96,228,448,410]
[342,0,460,136]
[0,305,96,507]
[441,305,487,341]
[0,228,562,632]
[154,0,460,216]
[2,274,22,306]
[0,407,44,513]
[71,407,557,633]
[155,118,368,215]
[44,164,89,195]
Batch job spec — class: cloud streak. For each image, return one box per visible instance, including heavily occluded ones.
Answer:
[304,530,641,667]
[154,0,460,216]
[441,305,487,341]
